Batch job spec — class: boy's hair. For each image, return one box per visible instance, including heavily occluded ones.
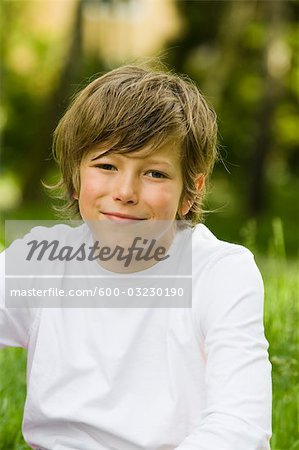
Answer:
[51,64,218,223]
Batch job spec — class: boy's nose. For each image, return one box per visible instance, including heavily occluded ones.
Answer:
[112,174,139,204]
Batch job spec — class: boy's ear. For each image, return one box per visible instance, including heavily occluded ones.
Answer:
[72,169,80,200]
[180,174,205,216]
[195,174,205,192]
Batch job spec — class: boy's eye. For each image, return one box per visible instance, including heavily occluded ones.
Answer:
[95,163,116,171]
[146,171,167,179]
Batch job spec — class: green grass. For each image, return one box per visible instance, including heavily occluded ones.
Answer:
[262,257,299,450]
[0,219,298,449]
[0,348,27,449]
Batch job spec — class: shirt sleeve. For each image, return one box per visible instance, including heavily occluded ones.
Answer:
[176,248,272,450]
[0,250,33,349]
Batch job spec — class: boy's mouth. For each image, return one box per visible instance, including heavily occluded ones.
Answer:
[101,212,147,222]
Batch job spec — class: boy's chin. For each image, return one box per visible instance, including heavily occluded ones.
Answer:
[86,218,176,248]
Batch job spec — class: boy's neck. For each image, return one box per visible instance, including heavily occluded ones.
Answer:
[87,221,177,274]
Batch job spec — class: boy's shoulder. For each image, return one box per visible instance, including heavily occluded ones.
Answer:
[191,223,254,269]
[1,222,89,273]
[22,222,88,244]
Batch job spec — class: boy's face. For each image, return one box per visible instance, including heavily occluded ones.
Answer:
[74,141,191,224]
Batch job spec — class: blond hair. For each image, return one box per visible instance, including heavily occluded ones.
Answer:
[50,64,218,223]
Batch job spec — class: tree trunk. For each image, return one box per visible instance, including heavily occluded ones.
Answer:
[22,0,85,202]
[248,0,286,215]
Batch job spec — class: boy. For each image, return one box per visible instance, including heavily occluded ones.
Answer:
[0,65,272,449]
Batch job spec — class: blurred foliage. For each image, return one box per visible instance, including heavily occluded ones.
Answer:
[167,0,299,254]
[0,0,298,255]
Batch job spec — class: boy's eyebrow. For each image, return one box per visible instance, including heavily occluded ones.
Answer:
[91,151,110,161]
[142,158,174,168]
[90,152,175,168]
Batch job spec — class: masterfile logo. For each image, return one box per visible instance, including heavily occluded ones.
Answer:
[4,220,192,308]
[26,237,170,267]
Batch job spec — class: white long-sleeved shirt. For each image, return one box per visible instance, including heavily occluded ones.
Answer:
[0,223,272,449]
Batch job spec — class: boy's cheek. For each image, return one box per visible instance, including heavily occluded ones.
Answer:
[79,176,102,199]
[148,190,181,215]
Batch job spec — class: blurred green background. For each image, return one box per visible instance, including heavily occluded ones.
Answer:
[0,0,298,253]
[0,0,298,449]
